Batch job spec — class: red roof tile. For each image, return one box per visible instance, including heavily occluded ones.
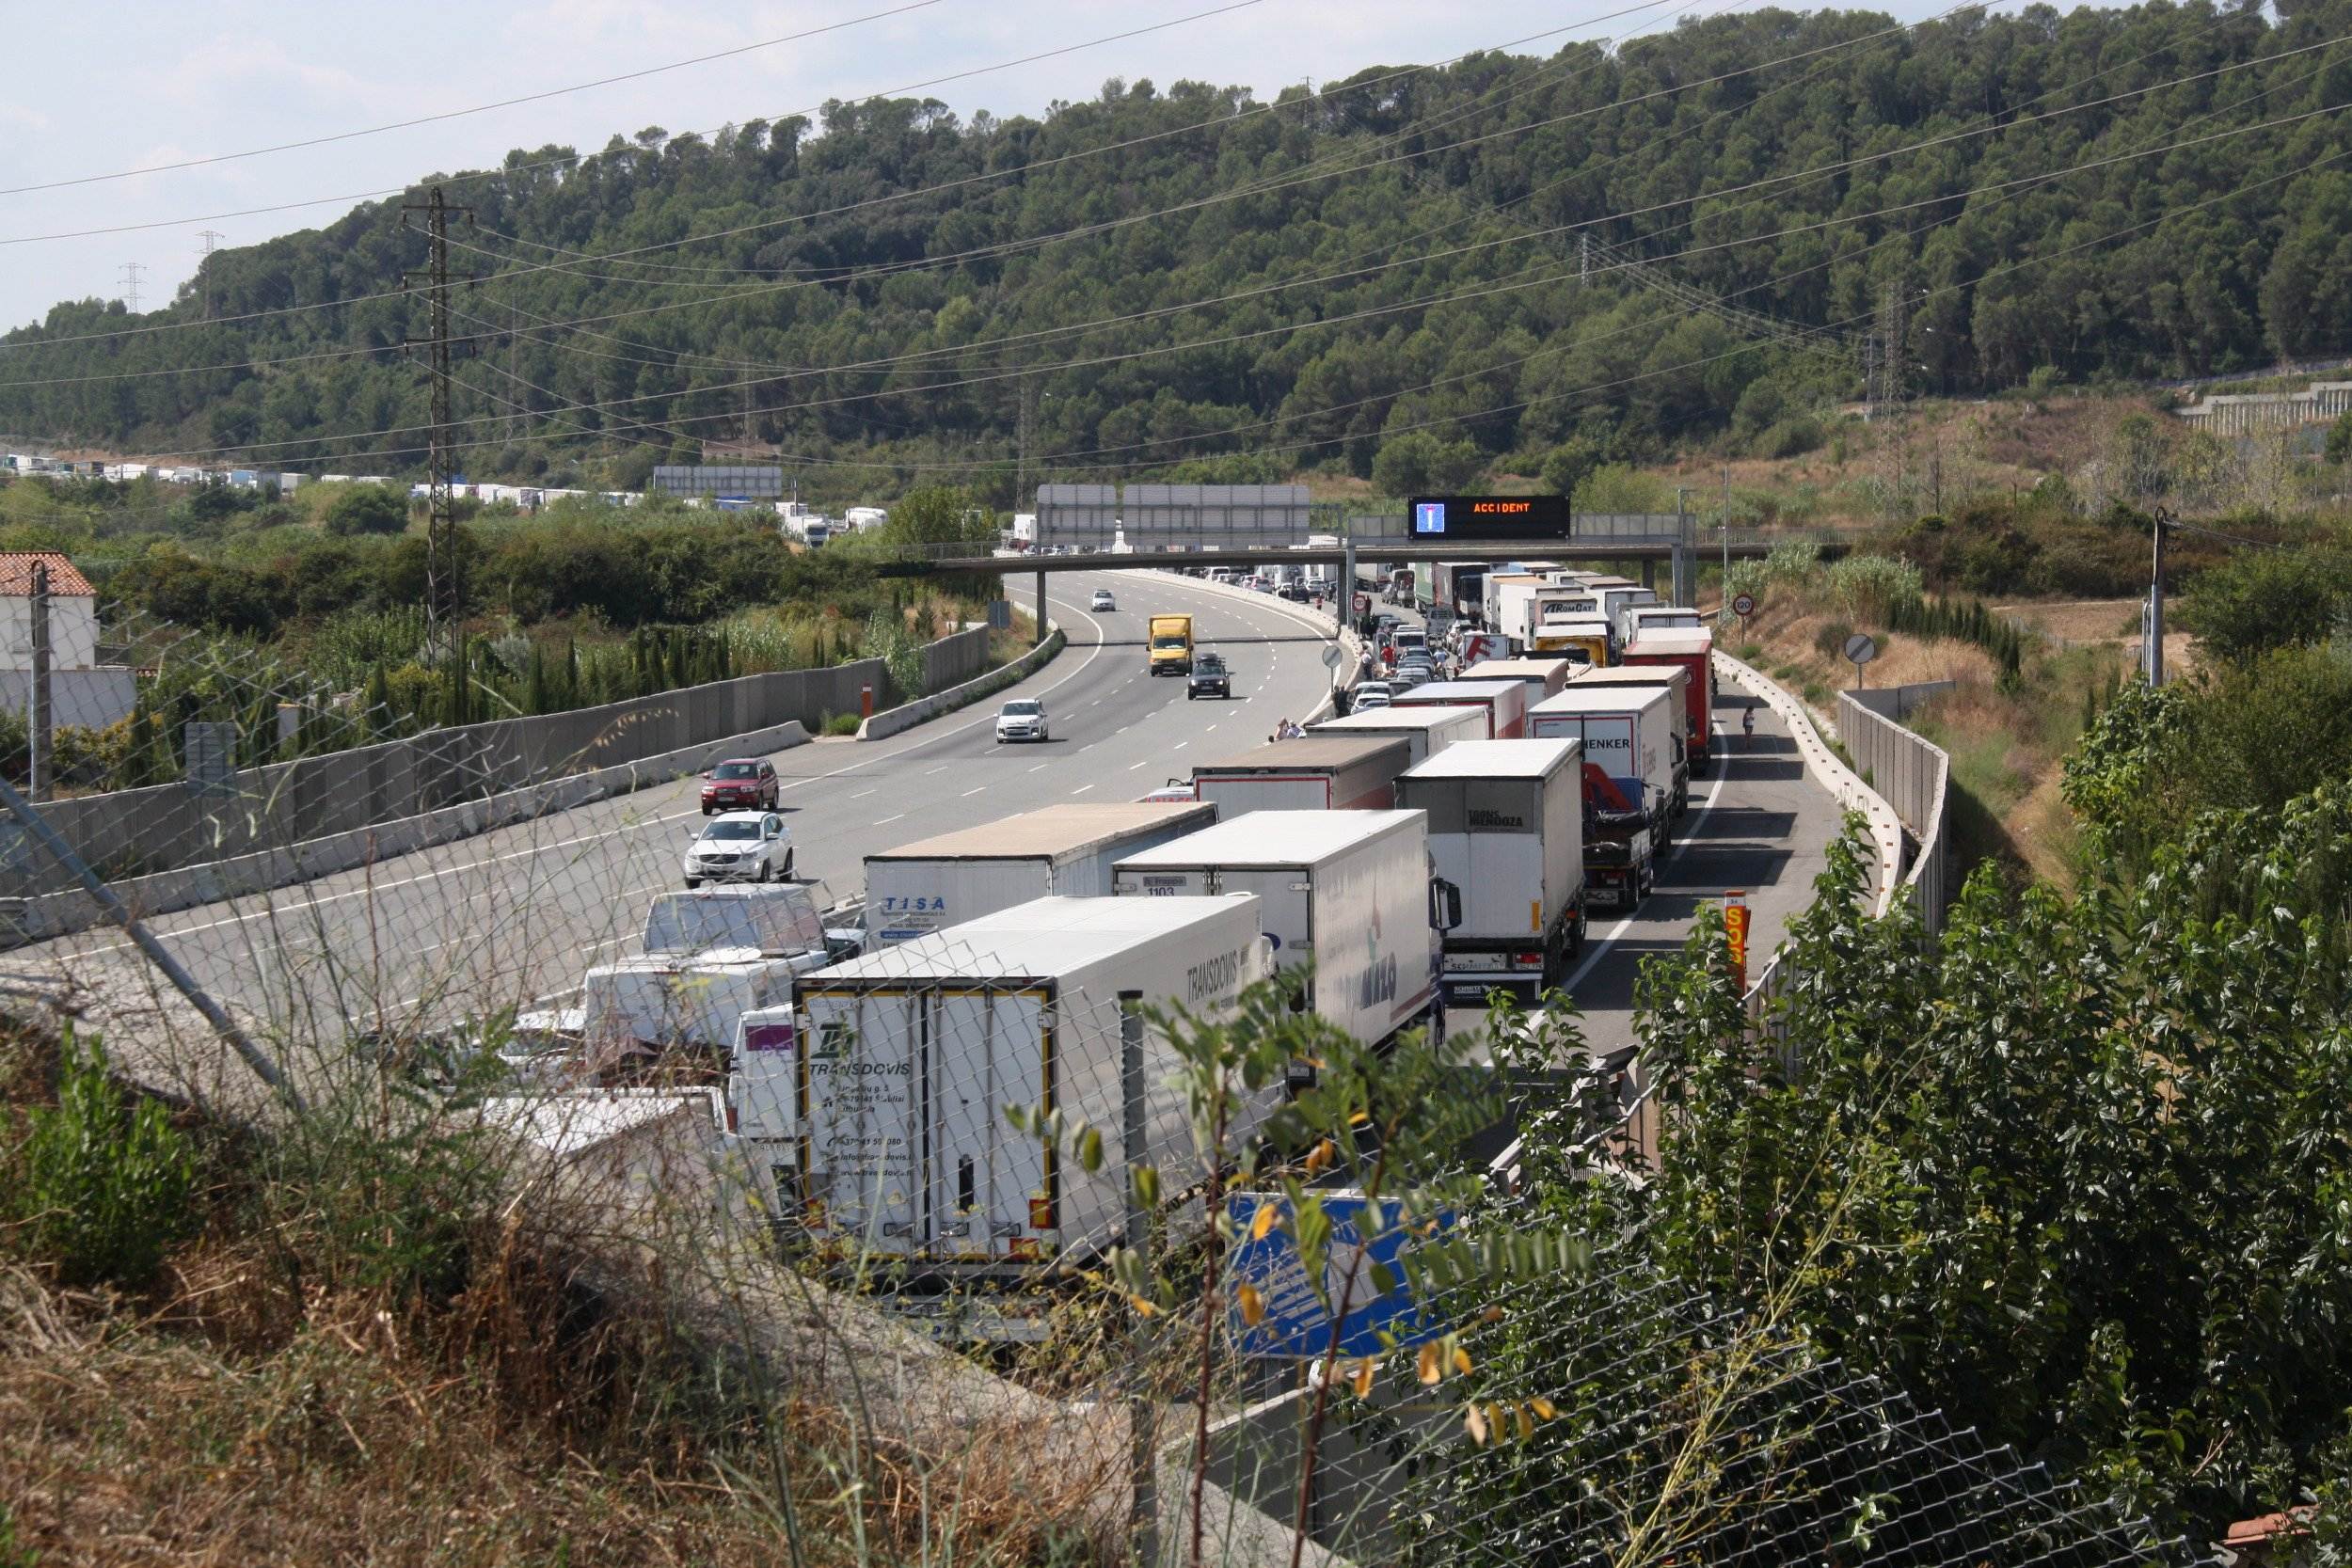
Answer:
[0,553,93,596]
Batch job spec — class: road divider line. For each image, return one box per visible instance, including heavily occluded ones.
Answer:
[1071,784,1094,795]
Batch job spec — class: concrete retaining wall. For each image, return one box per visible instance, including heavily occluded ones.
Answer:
[4,625,999,908]
[1838,687,1953,934]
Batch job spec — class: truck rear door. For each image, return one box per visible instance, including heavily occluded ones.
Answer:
[931,989,1049,1262]
[800,989,924,1252]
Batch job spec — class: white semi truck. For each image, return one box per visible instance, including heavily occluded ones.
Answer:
[1185,735,1412,813]
[1111,811,1454,1071]
[1396,739,1586,1002]
[1528,685,1680,911]
[1387,678,1530,739]
[863,801,1216,945]
[759,894,1273,1279]
[1307,704,1489,769]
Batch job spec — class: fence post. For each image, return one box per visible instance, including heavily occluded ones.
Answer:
[1120,989,1158,1568]
[28,560,51,802]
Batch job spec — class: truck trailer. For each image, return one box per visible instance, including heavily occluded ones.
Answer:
[779,894,1274,1278]
[1564,665,1693,818]
[1112,810,1449,1065]
[577,884,836,1069]
[1396,739,1586,1000]
[1463,657,1574,705]
[864,801,1216,945]
[1387,678,1529,739]
[1621,626,1716,772]
[1528,686,1680,911]
[1308,704,1489,769]
[1187,735,1412,814]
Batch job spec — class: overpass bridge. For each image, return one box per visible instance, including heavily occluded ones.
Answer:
[873,519,1855,636]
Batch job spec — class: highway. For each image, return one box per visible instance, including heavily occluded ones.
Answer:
[19,566,1843,1099]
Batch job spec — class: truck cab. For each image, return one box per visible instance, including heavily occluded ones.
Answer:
[1148,614,1195,675]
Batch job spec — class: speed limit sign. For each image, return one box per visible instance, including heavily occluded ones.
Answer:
[1731,592,1756,618]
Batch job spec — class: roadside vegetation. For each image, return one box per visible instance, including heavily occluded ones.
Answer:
[0,474,1009,792]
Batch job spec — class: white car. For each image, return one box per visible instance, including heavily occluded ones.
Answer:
[1351,689,1392,710]
[683,811,792,887]
[1090,588,1118,611]
[995,697,1050,743]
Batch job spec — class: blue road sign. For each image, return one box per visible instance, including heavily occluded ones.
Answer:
[1225,1193,1453,1359]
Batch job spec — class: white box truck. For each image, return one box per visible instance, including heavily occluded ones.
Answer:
[1528,686,1680,910]
[1462,657,1573,705]
[1396,739,1586,1001]
[1565,664,1693,817]
[1483,574,1550,645]
[1622,604,1704,646]
[1387,678,1529,739]
[864,801,1216,944]
[772,894,1273,1278]
[1307,705,1488,769]
[1188,735,1412,814]
[1112,811,1449,1065]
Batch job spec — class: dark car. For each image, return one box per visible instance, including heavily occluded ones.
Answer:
[700,756,779,816]
[1188,653,1232,700]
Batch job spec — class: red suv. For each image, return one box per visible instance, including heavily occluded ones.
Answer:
[700,757,779,815]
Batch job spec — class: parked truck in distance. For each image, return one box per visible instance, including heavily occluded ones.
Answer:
[1188,734,1412,814]
[1532,615,1613,669]
[1148,614,1195,674]
[1388,678,1529,739]
[778,894,1274,1279]
[1621,626,1716,772]
[1309,704,1489,769]
[1113,810,1453,1075]
[1565,665,1693,818]
[863,801,1216,944]
[1528,685,1680,911]
[1397,739,1586,1000]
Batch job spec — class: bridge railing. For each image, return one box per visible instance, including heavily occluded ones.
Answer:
[869,522,1855,567]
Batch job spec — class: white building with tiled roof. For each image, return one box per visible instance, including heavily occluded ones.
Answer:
[0,553,134,729]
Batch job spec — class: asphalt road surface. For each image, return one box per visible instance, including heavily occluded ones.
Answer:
[19,567,1845,1097]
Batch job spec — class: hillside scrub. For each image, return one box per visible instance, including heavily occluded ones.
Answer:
[8,6,2352,489]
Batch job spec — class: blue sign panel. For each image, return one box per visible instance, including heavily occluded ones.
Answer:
[1225,1194,1453,1359]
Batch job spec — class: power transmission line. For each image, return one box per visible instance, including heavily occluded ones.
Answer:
[116,261,144,313]
[0,0,955,198]
[402,187,475,641]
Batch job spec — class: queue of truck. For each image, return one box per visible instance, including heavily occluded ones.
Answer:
[476,565,1728,1305]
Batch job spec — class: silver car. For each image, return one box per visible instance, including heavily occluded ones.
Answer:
[995,697,1050,743]
[683,811,792,887]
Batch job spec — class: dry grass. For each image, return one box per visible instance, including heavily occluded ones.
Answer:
[0,1022,1095,1568]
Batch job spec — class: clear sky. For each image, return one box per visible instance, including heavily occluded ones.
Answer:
[0,0,2016,335]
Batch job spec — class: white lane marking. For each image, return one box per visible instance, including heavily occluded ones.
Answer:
[961,786,987,798]
[1028,763,1048,773]
[1070,784,1094,796]
[70,592,1121,959]
[1205,723,1217,732]
[1170,741,1187,752]
[924,765,947,776]
[850,788,876,800]
[1128,758,1151,770]
[874,813,904,826]
[1561,736,1731,991]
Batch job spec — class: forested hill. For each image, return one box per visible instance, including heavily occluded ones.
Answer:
[7,0,2352,500]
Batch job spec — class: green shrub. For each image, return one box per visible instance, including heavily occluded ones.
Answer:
[1825,553,1924,619]
[1813,620,1855,659]
[824,711,863,736]
[7,1032,196,1289]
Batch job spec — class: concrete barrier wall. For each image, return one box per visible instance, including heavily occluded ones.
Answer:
[4,626,1002,903]
[1838,689,1953,934]
[859,626,1063,741]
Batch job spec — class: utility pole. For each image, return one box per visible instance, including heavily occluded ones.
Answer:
[196,230,224,320]
[117,261,145,314]
[27,560,51,803]
[2147,508,2169,687]
[402,186,475,648]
